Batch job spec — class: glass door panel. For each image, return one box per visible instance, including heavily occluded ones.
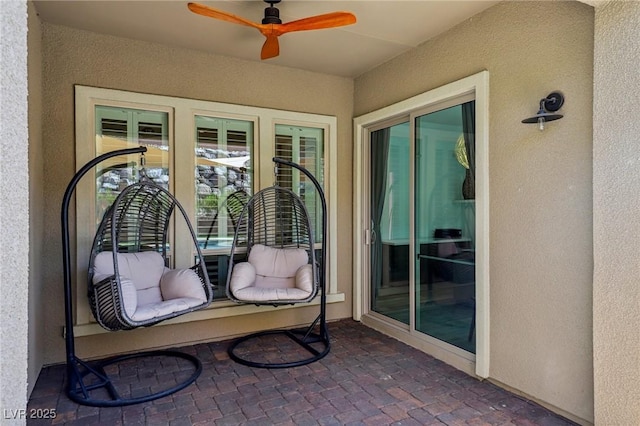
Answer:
[414,102,476,353]
[370,122,410,324]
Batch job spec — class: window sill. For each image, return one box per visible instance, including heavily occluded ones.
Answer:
[71,292,346,337]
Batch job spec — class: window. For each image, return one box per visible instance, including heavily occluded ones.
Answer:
[275,124,324,242]
[74,86,340,331]
[195,116,253,250]
[94,106,169,226]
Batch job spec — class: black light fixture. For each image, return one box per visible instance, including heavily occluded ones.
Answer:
[522,91,565,131]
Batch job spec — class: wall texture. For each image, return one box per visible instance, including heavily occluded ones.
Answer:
[39,22,354,364]
[354,1,594,423]
[593,2,640,424]
[0,0,30,414]
[27,0,45,397]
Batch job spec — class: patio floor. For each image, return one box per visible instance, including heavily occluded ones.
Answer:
[27,319,576,425]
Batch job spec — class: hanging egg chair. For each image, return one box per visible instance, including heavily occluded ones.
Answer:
[224,157,329,368]
[61,147,212,406]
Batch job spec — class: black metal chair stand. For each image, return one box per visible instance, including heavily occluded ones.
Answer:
[66,350,201,407]
[227,312,330,369]
[61,147,202,406]
[226,157,330,368]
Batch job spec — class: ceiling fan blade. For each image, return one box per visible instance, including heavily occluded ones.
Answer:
[187,2,261,29]
[261,35,280,60]
[280,12,356,33]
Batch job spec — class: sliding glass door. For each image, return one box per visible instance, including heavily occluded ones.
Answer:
[369,101,476,354]
[414,101,476,353]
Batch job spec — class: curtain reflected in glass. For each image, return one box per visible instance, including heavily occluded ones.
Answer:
[370,123,410,325]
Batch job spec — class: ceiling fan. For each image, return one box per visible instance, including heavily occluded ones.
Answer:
[187,1,356,60]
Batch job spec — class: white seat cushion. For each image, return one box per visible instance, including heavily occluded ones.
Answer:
[230,245,314,301]
[233,286,312,302]
[130,297,206,322]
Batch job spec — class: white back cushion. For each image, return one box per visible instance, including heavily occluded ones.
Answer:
[248,244,309,279]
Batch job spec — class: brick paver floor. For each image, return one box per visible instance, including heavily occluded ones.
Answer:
[27,319,577,425]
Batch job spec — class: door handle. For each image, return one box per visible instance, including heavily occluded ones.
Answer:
[370,220,377,244]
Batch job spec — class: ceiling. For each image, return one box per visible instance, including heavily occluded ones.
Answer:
[33,0,501,78]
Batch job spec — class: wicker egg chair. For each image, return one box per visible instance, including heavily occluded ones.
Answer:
[61,147,212,407]
[224,157,329,368]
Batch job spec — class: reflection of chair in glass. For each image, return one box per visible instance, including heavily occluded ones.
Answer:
[203,190,250,249]
[225,157,329,368]
[61,147,213,406]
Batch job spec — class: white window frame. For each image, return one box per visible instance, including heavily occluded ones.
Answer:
[352,71,490,378]
[74,85,341,336]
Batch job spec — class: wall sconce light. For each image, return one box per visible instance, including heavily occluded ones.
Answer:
[522,91,565,131]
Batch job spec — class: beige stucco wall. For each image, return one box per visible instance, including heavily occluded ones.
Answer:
[1,0,30,416]
[27,0,45,397]
[39,22,354,364]
[593,2,640,425]
[354,1,594,423]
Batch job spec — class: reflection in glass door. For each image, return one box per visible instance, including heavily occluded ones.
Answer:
[370,122,410,324]
[415,102,476,353]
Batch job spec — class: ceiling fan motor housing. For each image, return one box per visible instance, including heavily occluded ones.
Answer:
[262,1,282,25]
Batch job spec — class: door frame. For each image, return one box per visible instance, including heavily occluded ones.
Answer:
[353,71,490,378]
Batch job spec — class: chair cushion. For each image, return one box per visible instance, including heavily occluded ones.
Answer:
[230,259,315,302]
[118,276,138,318]
[130,297,206,322]
[248,244,309,279]
[94,251,165,305]
[233,286,313,302]
[229,262,256,292]
[295,264,314,294]
[93,252,209,322]
[160,268,207,302]
[92,273,137,318]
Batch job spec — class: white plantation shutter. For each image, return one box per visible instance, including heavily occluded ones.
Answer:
[274,125,324,243]
[94,106,169,227]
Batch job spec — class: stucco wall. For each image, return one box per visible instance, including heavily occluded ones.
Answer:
[27,0,45,397]
[593,2,640,424]
[0,0,30,416]
[39,22,354,364]
[354,1,594,423]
